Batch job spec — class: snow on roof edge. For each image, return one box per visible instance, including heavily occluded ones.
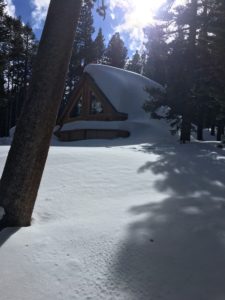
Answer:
[84,64,163,89]
[84,64,163,120]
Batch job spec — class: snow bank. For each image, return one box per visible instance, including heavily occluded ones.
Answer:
[1,137,225,300]
[1,113,225,299]
[55,118,174,147]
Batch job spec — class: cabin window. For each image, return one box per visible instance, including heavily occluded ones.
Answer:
[90,91,103,114]
[69,96,83,118]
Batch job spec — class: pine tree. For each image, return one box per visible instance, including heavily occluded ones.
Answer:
[14,23,37,120]
[144,25,167,84]
[143,0,225,142]
[177,0,198,143]
[75,0,95,65]
[105,32,127,68]
[0,13,12,131]
[63,0,95,106]
[93,28,105,63]
[0,1,5,95]
[0,15,37,134]
[126,50,142,74]
[207,0,225,140]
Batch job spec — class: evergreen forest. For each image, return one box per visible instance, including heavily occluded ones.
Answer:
[0,0,224,144]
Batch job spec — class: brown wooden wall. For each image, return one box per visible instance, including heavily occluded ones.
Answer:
[56,73,130,142]
[55,128,130,142]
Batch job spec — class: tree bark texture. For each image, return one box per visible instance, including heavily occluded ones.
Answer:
[197,108,204,140]
[216,121,224,141]
[211,124,215,136]
[0,106,9,137]
[180,113,191,143]
[0,0,82,227]
[197,123,203,141]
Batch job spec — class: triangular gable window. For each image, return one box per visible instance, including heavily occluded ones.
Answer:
[69,94,83,118]
[90,91,104,114]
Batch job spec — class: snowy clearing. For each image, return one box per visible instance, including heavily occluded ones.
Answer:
[1,120,225,300]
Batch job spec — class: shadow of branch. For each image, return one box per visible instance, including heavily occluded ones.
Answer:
[109,143,225,300]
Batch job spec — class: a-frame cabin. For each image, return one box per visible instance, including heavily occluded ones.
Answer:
[55,72,129,141]
[55,64,162,142]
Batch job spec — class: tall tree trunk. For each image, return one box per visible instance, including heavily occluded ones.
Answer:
[180,0,198,143]
[216,120,223,141]
[180,112,191,143]
[0,104,9,137]
[197,122,203,140]
[211,124,215,136]
[0,0,82,227]
[197,106,204,140]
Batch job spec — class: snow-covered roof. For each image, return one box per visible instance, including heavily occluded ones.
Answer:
[84,64,162,121]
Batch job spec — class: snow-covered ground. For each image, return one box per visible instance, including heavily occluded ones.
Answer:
[1,119,225,300]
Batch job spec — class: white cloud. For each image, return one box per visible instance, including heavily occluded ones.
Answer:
[108,0,161,51]
[30,0,50,29]
[108,0,185,51]
[4,0,16,17]
[110,12,115,20]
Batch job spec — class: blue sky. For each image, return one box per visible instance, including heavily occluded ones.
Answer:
[4,0,183,57]
[10,0,112,41]
[6,0,125,49]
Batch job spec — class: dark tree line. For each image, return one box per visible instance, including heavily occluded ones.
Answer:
[0,0,37,137]
[143,0,225,143]
[0,0,129,135]
[3,0,224,144]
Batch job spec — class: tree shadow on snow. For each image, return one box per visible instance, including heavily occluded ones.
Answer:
[110,143,225,300]
[0,227,19,248]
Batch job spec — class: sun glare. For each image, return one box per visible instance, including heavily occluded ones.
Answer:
[110,0,186,51]
[111,0,167,50]
[129,0,166,26]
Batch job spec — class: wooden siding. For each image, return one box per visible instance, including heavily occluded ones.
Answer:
[56,72,130,142]
[55,128,130,142]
